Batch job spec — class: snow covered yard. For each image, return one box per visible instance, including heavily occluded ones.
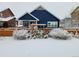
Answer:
[0,37,79,57]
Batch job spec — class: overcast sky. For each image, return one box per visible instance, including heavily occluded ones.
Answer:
[0,2,79,20]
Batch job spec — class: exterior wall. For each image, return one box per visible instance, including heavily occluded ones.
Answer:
[71,7,79,18]
[65,20,72,28]
[60,20,64,28]
[71,12,79,19]
[18,20,37,28]
[0,8,16,28]
[31,9,60,28]
[7,18,16,27]
[18,20,23,26]
[71,19,79,27]
[60,18,72,29]
[71,8,79,28]
[37,20,59,28]
[71,7,79,24]
[61,18,79,29]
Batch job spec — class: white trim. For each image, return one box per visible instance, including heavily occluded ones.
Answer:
[0,8,9,12]
[19,19,38,21]
[18,13,39,21]
[28,13,39,21]
[31,24,46,26]
[0,16,15,21]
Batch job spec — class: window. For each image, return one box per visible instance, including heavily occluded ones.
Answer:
[47,21,58,28]
[0,13,3,17]
[0,22,4,27]
[23,21,29,27]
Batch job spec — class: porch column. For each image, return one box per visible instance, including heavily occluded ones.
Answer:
[36,20,38,29]
[29,21,30,29]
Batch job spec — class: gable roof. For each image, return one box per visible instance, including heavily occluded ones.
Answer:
[71,6,79,15]
[19,13,39,21]
[0,8,15,17]
[35,5,45,10]
[0,8,16,21]
[31,6,60,21]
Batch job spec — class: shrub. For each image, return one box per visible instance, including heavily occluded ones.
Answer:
[13,29,30,40]
[48,28,72,40]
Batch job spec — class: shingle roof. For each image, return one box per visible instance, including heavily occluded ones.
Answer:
[19,13,38,20]
[0,8,15,17]
[35,6,45,10]
[31,6,60,22]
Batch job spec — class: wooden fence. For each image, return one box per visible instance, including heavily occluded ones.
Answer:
[0,28,15,36]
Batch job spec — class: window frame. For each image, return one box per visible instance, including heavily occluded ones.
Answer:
[47,21,58,28]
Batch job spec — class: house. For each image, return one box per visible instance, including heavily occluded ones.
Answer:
[60,18,72,29]
[61,6,79,29]
[18,6,60,29]
[31,6,60,28]
[71,6,79,28]
[0,8,16,28]
[18,13,39,28]
[60,6,79,36]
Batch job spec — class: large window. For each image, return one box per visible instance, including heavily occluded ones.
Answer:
[47,21,58,28]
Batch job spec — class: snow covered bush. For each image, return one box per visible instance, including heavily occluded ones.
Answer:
[13,29,32,40]
[44,34,48,39]
[48,28,72,40]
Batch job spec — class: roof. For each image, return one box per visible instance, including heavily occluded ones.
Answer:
[31,6,60,21]
[35,5,45,10]
[0,8,15,16]
[71,6,79,15]
[0,16,15,21]
[19,13,39,21]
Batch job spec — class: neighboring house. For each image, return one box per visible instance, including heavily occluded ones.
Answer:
[60,18,72,29]
[71,6,79,28]
[60,6,79,29]
[31,6,60,28]
[18,13,39,28]
[0,8,16,28]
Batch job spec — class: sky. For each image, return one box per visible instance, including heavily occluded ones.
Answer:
[0,2,79,20]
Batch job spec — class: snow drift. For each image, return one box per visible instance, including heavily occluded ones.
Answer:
[13,29,32,40]
[48,28,73,40]
[0,37,79,57]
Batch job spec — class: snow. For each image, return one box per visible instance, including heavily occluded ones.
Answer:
[0,16,15,21]
[13,29,32,40]
[0,37,79,57]
[49,28,73,39]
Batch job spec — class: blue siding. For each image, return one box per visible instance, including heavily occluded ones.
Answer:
[19,13,37,20]
[31,10,60,28]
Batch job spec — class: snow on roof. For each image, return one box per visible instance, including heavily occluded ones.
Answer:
[0,16,15,21]
[0,8,10,12]
[19,13,39,21]
[36,6,45,10]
